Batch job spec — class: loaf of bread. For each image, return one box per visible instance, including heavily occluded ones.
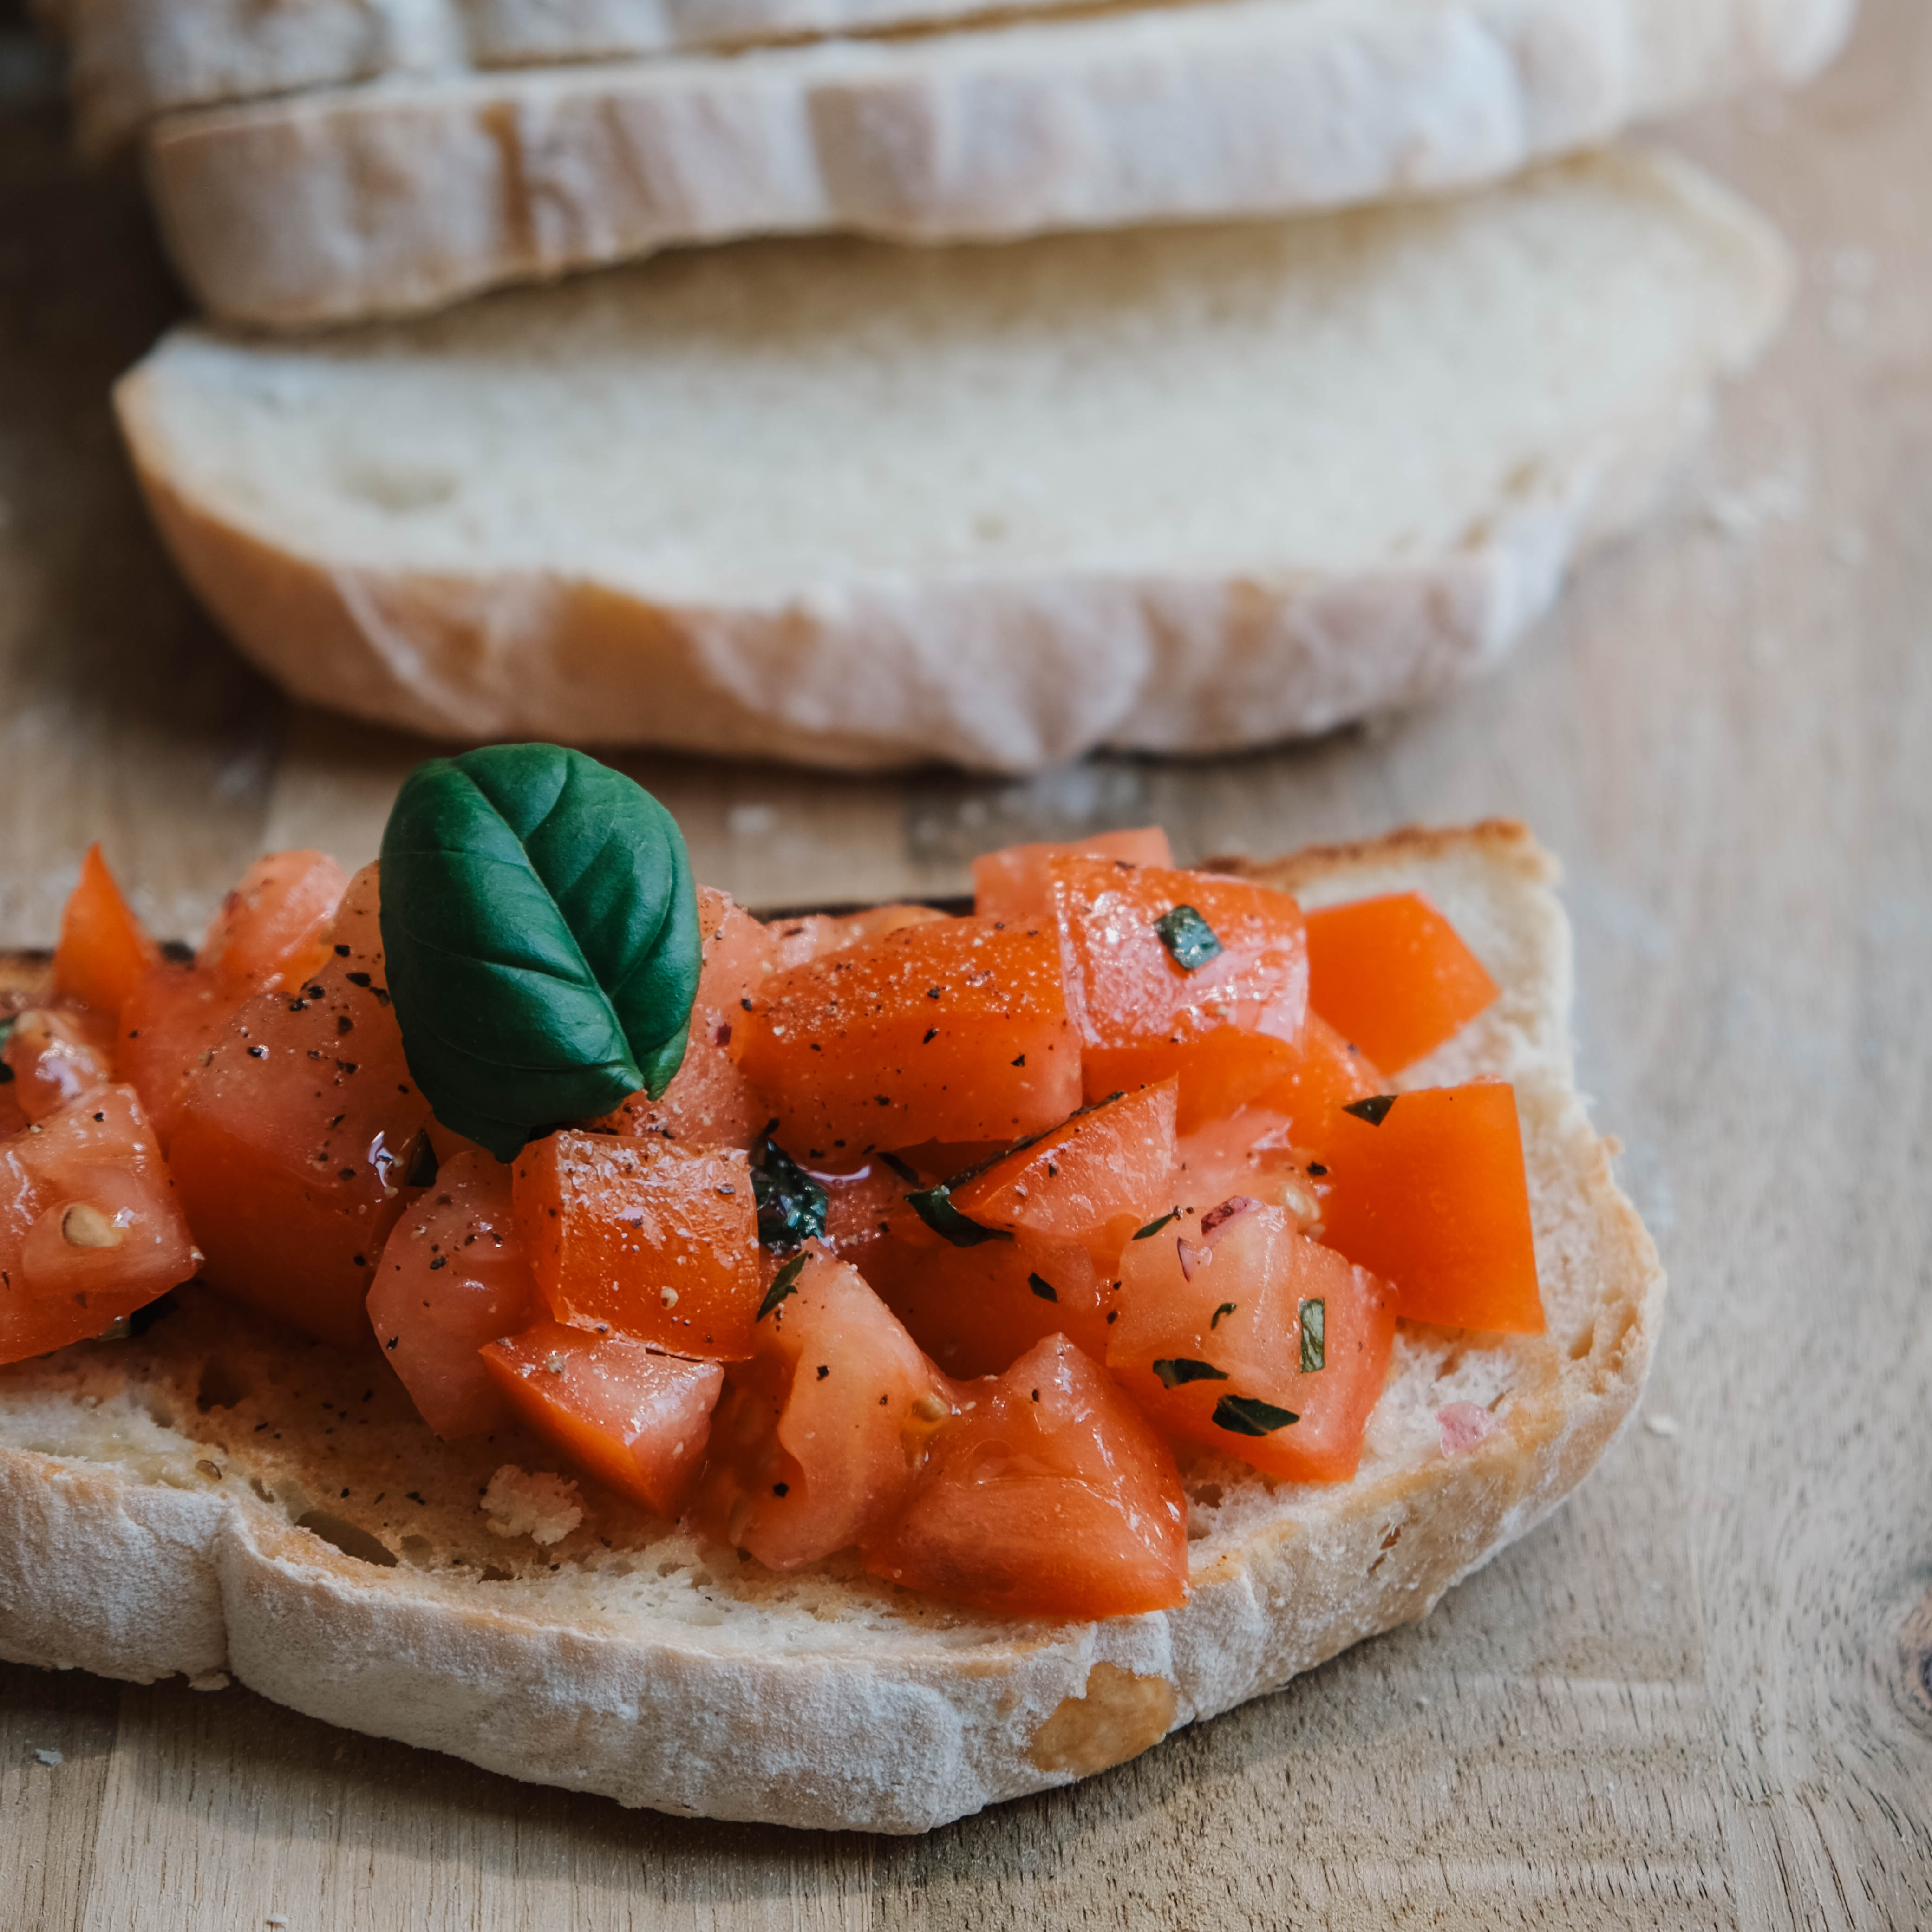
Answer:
[0,820,1665,1832]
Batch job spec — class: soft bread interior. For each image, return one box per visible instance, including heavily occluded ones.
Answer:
[0,822,1664,1830]
[122,150,1782,600]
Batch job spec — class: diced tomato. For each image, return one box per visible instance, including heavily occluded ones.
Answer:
[1305,892,1498,1075]
[1109,1202,1394,1483]
[1048,858,1309,1129]
[972,828,1174,925]
[163,863,432,1351]
[511,1130,760,1358]
[864,1334,1188,1617]
[951,1080,1179,1266]
[118,965,246,1146]
[368,1149,539,1438]
[0,1085,201,1364]
[52,844,160,1021]
[1316,1079,1543,1332]
[1246,1013,1386,1160]
[197,849,350,995]
[600,887,773,1151]
[858,1220,1112,1378]
[2,1006,117,1123]
[738,919,1081,1162]
[767,903,953,971]
[1168,1109,1320,1227]
[697,1247,950,1569]
[481,1318,723,1518]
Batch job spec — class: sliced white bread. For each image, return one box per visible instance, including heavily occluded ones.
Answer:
[0,821,1666,1833]
[69,0,1100,153]
[116,150,1788,775]
[137,0,1849,328]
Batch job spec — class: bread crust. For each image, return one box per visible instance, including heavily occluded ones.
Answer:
[0,824,1664,1830]
[136,0,1849,328]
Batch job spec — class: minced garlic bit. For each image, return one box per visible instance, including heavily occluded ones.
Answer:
[660,1286,679,1307]
[481,1464,582,1546]
[544,1351,567,1375]
[60,1202,123,1249]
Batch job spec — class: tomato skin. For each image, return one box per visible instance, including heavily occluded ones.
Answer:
[368,1149,539,1438]
[767,903,953,971]
[1048,859,1309,1129]
[481,1318,723,1517]
[971,829,1174,925]
[865,1334,1189,1618]
[2,1006,117,1123]
[197,849,350,995]
[163,863,431,1352]
[1305,892,1497,1076]
[0,1085,201,1364]
[52,845,160,1021]
[697,1247,950,1570]
[119,966,243,1145]
[1110,1203,1394,1483]
[600,888,773,1151]
[1316,1078,1543,1333]
[738,918,1081,1163]
[950,1079,1179,1267]
[511,1131,761,1358]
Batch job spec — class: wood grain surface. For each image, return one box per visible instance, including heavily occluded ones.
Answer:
[1,0,1929,1924]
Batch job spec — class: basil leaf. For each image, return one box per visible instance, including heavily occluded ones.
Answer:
[1299,1297,1326,1372]
[1342,1094,1398,1127]
[1153,904,1224,970]
[757,1253,809,1321]
[379,744,701,1160]
[1027,1272,1059,1303]
[907,1183,1011,1247]
[1153,1357,1228,1388]
[752,1137,828,1253]
[1213,1393,1299,1436]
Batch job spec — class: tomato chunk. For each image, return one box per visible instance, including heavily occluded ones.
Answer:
[163,864,431,1351]
[600,887,773,1151]
[738,919,1080,1162]
[1049,858,1308,1129]
[858,1221,1112,1378]
[865,1334,1188,1617]
[1317,1079,1543,1332]
[972,828,1174,925]
[697,1247,950,1569]
[2,1006,117,1123]
[1110,1202,1394,1483]
[118,965,244,1145]
[767,903,953,971]
[0,1085,201,1364]
[1305,892,1498,1075]
[951,1079,1179,1266]
[1246,1013,1386,1161]
[53,844,160,1020]
[368,1149,539,1438]
[198,849,350,995]
[481,1318,723,1518]
[511,1131,760,1357]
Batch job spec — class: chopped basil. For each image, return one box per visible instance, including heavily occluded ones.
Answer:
[751,1137,828,1253]
[1211,1301,1237,1329]
[1342,1094,1398,1127]
[1027,1272,1058,1303]
[1133,1209,1179,1240]
[379,745,701,1160]
[1213,1393,1299,1436]
[0,1012,14,1080]
[757,1253,809,1321]
[1299,1297,1325,1372]
[1153,1357,1229,1388]
[907,1183,1011,1247]
[1153,904,1224,971]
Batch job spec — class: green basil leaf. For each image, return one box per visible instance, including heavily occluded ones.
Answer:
[379,744,701,1160]
[753,1137,828,1253]
[907,1182,1011,1247]
[757,1253,809,1321]
[1213,1393,1299,1436]
[1299,1297,1326,1372]
[1153,1357,1228,1388]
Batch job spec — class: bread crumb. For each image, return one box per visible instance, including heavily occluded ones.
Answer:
[482,1465,582,1546]
[189,1670,231,1692]
[1643,1413,1681,1439]
[34,1748,62,1766]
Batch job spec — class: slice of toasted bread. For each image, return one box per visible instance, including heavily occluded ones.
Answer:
[116,150,1789,776]
[0,822,1663,1832]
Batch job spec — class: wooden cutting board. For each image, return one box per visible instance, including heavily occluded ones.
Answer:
[1,1,1928,1924]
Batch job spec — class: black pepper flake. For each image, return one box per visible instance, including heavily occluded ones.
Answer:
[334,944,351,956]
[406,1491,427,1505]
[926,987,942,999]
[339,1166,357,1181]
[772,1482,790,1498]
[922,1027,939,1044]
[1010,1054,1026,1068]
[1027,1272,1058,1303]
[352,1253,367,1267]
[385,1336,400,1350]
[1307,1162,1328,1176]
[1031,1389,1041,1403]
[346,971,372,987]
[428,1255,446,1270]
[336,1015,354,1034]
[1211,1301,1237,1329]
[248,1045,268,1059]
[816,1364,830,1380]
[1342,1095,1398,1127]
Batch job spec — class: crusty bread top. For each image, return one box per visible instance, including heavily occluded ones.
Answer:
[0,823,1664,1830]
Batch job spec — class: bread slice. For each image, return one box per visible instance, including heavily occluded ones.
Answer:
[0,821,1663,1832]
[116,150,1788,775]
[67,0,1102,155]
[136,0,1845,328]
